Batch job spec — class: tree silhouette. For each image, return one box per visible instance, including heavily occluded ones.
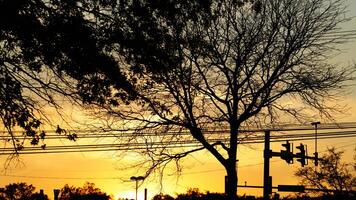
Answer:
[295,148,356,198]
[82,0,351,198]
[1,0,354,199]
[58,182,111,200]
[152,193,175,200]
[0,182,48,200]
[0,0,95,154]
[175,188,226,200]
[0,0,214,152]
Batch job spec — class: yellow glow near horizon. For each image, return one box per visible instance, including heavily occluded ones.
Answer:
[1,133,355,199]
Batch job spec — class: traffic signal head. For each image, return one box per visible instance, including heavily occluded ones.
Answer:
[281,141,293,164]
[281,150,294,164]
[297,157,306,167]
[296,143,307,167]
[296,143,305,152]
[282,141,292,153]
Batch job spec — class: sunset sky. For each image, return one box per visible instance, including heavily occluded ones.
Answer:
[1,1,356,200]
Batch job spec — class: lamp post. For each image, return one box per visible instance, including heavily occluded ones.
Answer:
[130,176,145,200]
[311,121,320,167]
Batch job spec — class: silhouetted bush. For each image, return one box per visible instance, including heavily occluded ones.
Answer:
[59,182,111,200]
[0,183,48,200]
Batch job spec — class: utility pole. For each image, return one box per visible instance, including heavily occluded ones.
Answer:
[263,130,272,200]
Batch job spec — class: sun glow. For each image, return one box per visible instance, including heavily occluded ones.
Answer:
[117,191,145,200]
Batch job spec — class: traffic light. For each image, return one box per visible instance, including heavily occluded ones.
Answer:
[296,143,307,167]
[314,152,318,166]
[282,141,292,152]
[280,141,293,164]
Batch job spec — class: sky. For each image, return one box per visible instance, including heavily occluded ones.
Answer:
[1,1,356,200]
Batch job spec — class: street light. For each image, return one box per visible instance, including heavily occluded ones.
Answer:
[311,121,320,166]
[130,176,145,200]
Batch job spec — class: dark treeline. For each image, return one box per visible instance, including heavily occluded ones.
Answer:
[0,182,110,200]
[152,188,355,200]
[0,182,354,200]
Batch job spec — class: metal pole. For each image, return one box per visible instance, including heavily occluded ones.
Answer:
[131,176,144,200]
[135,180,138,200]
[237,159,239,195]
[311,122,320,153]
[144,188,147,200]
[263,130,271,200]
[311,122,320,167]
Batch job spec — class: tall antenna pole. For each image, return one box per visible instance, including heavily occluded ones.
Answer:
[311,122,320,166]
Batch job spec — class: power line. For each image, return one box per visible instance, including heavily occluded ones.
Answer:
[1,122,356,155]
[2,143,355,181]
[2,122,356,135]
[0,174,120,180]
[2,129,356,155]
[4,132,356,152]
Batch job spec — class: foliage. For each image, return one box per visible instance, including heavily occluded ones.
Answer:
[0,182,48,200]
[152,193,175,200]
[0,0,211,144]
[174,188,226,200]
[58,182,111,200]
[295,148,356,198]
[153,189,265,200]
[176,189,226,200]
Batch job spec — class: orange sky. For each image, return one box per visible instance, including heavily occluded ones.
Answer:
[1,1,356,200]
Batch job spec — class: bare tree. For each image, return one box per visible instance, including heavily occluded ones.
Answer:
[85,0,354,199]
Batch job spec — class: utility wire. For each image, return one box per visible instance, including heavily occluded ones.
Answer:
[3,127,356,140]
[2,130,356,155]
[2,143,355,181]
[4,129,356,149]
[0,174,119,180]
[2,122,356,135]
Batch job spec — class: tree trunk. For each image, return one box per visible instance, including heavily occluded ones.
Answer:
[226,116,238,200]
[225,161,238,200]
